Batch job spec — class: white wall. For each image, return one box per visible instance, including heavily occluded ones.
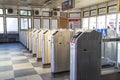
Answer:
[75,0,108,8]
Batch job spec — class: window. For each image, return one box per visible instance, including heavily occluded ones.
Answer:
[51,19,58,29]
[0,9,3,14]
[20,10,31,16]
[89,17,97,29]
[6,18,18,33]
[43,19,50,29]
[97,16,106,29]
[107,14,116,29]
[21,18,31,29]
[29,18,32,29]
[82,18,89,29]
[34,19,40,29]
[0,17,4,33]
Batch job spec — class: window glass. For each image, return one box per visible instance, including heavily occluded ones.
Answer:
[34,19,40,29]
[106,14,116,29]
[82,18,89,29]
[20,10,31,16]
[43,19,49,29]
[21,18,28,29]
[29,18,32,29]
[0,9,3,14]
[51,19,58,29]
[89,17,97,29]
[97,16,106,29]
[0,17,4,33]
[20,10,28,16]
[21,18,31,29]
[6,18,18,33]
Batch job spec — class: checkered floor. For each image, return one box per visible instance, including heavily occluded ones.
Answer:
[0,43,69,80]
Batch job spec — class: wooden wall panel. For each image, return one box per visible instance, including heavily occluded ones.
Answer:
[59,18,68,29]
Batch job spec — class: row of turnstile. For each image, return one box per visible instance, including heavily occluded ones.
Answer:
[19,29,102,80]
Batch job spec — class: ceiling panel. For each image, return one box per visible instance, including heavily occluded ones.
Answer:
[0,0,66,8]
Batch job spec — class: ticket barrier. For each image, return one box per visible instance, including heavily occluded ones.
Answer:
[32,29,40,56]
[19,31,27,47]
[36,29,48,61]
[51,29,74,74]
[42,30,57,67]
[28,29,36,51]
[70,30,102,80]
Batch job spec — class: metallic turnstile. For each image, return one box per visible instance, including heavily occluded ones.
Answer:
[28,29,36,51]
[51,29,74,73]
[70,30,102,80]
[32,29,40,56]
[36,29,48,61]
[42,30,57,66]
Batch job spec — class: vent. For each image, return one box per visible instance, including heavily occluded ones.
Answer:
[52,11,60,17]
[8,8,13,14]
[34,10,40,16]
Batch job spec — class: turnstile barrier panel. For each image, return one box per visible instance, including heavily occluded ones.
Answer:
[51,29,74,73]
[70,30,102,80]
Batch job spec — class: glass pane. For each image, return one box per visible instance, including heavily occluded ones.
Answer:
[6,18,18,33]
[106,14,117,38]
[43,19,49,29]
[51,19,58,29]
[82,18,89,29]
[29,18,32,29]
[20,10,28,16]
[34,19,40,29]
[28,11,31,16]
[102,41,117,69]
[97,16,106,29]
[0,9,3,14]
[21,18,28,29]
[117,13,120,37]
[89,17,96,29]
[106,14,116,29]
[0,17,4,33]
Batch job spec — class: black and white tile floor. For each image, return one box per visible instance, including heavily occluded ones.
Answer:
[0,43,69,80]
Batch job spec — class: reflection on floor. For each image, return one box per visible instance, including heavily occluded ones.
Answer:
[0,43,69,80]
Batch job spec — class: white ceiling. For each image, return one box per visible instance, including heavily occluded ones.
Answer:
[0,0,66,8]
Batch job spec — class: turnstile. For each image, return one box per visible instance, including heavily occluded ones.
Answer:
[42,30,57,66]
[51,29,74,73]
[32,29,40,56]
[28,29,36,51]
[36,29,48,61]
[70,30,102,80]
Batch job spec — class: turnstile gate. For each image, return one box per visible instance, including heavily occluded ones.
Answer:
[70,30,102,80]
[32,29,40,56]
[42,30,57,66]
[51,29,74,73]
[36,29,48,61]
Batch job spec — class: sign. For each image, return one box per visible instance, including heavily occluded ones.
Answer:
[91,10,97,16]
[98,8,106,15]
[62,0,74,11]
[108,5,117,13]
[84,11,89,17]
[69,19,80,29]
[69,12,81,18]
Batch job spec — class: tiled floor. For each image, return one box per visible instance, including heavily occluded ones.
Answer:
[0,43,69,80]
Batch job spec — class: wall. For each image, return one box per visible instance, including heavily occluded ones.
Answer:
[75,0,109,8]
